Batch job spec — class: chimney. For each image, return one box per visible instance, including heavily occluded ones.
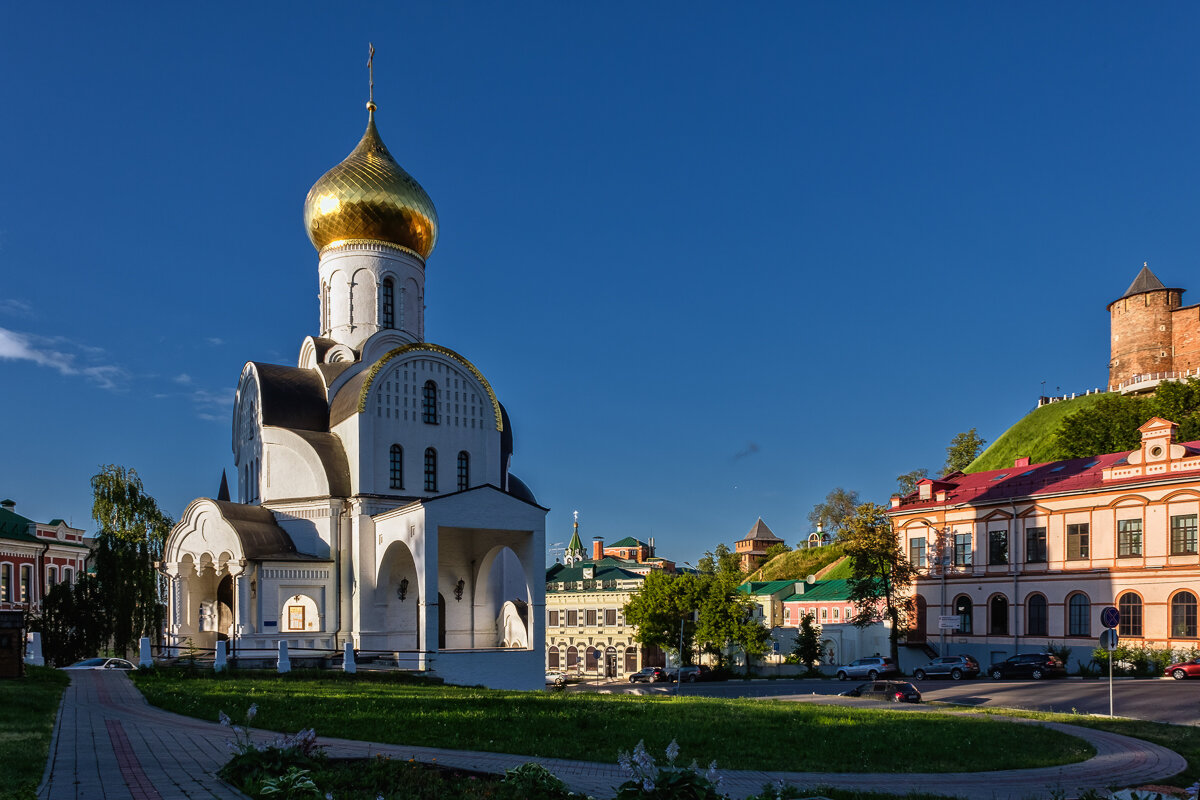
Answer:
[636,548,643,563]
[1014,456,1030,468]
[0,500,14,512]
[592,538,604,560]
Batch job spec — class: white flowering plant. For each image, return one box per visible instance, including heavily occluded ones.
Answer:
[615,740,725,800]
[217,705,326,796]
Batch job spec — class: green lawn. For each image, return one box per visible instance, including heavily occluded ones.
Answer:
[0,667,69,800]
[967,393,1108,472]
[132,669,1093,774]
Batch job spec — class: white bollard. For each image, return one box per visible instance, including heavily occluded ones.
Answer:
[277,641,290,673]
[25,632,44,667]
[342,642,356,674]
[138,637,153,669]
[214,640,227,672]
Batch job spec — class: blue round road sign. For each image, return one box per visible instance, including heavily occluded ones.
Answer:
[1101,606,1120,629]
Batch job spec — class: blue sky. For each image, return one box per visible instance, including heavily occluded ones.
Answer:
[3,4,1199,567]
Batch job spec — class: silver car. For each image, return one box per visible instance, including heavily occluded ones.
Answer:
[835,656,898,681]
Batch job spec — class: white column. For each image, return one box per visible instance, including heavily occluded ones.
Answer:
[342,641,356,674]
[277,641,290,673]
[232,561,251,635]
[138,637,153,669]
[214,640,227,672]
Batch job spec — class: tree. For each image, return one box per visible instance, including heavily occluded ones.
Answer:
[787,613,824,672]
[91,465,174,656]
[622,571,705,665]
[841,502,915,664]
[943,429,986,475]
[693,574,769,670]
[896,468,928,496]
[807,488,859,538]
[35,575,108,666]
[763,542,791,561]
[696,543,743,579]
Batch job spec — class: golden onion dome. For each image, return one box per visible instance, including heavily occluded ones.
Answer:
[303,104,439,258]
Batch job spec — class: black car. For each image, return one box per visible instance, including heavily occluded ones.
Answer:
[838,680,922,703]
[628,667,668,683]
[912,655,980,681]
[988,653,1067,680]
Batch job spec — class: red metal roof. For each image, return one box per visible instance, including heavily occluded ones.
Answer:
[890,441,1200,511]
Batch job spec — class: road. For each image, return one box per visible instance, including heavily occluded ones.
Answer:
[568,676,1200,725]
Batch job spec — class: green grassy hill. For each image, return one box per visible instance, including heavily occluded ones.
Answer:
[966,393,1108,473]
[749,544,843,581]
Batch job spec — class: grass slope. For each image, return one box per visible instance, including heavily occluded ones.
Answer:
[750,544,843,582]
[133,670,1092,774]
[820,556,854,580]
[967,393,1108,473]
[0,667,69,800]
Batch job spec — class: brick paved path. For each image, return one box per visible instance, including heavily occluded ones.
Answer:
[38,671,1188,800]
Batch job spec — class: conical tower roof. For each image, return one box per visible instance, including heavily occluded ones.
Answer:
[1121,263,1166,299]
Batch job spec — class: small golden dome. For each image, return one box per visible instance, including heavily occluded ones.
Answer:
[304,108,439,258]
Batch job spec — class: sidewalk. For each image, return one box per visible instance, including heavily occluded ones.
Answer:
[38,671,1188,800]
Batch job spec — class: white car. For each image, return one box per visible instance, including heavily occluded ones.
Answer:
[62,657,137,671]
[545,670,567,687]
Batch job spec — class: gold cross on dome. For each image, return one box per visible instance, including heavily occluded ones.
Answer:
[367,43,375,106]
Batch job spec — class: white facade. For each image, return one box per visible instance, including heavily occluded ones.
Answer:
[162,108,546,690]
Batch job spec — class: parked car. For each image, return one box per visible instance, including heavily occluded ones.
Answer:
[545,671,567,687]
[62,658,137,671]
[1165,656,1200,680]
[988,653,1066,680]
[628,666,668,683]
[838,680,922,703]
[913,655,980,681]
[667,665,709,683]
[835,656,899,681]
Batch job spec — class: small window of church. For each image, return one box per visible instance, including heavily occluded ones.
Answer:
[457,451,469,491]
[424,448,438,492]
[381,278,395,328]
[423,381,439,424]
[0,564,10,602]
[19,565,31,603]
[390,445,403,489]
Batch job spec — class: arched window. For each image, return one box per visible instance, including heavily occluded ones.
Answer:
[424,448,438,492]
[624,647,638,674]
[321,282,330,333]
[586,647,599,671]
[423,381,439,424]
[1118,593,1143,637]
[1027,594,1048,637]
[62,567,73,586]
[954,596,973,634]
[381,278,395,328]
[47,566,58,589]
[1172,591,1198,638]
[566,646,578,670]
[990,596,1009,635]
[389,445,403,489]
[0,564,10,602]
[547,646,560,669]
[1068,593,1090,637]
[457,451,470,491]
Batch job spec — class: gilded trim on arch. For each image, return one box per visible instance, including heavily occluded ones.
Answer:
[357,343,503,432]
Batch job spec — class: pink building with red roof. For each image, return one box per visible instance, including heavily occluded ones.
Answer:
[889,417,1200,668]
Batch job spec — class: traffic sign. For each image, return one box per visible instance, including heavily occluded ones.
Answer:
[1100,629,1119,651]
[1101,606,1120,629]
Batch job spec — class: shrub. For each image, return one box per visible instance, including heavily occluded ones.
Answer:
[217,705,325,797]
[501,763,576,799]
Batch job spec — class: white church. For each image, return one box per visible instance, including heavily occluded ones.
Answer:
[160,89,546,690]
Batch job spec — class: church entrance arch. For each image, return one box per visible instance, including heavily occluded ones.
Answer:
[377,541,420,651]
[216,574,234,642]
[474,545,532,649]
